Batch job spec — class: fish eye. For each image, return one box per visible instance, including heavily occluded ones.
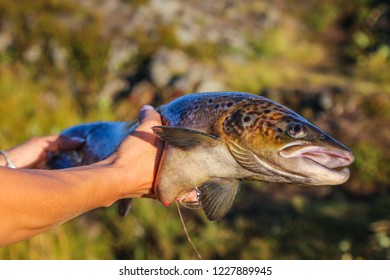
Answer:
[287,122,306,138]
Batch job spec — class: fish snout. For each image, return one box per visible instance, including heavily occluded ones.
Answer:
[278,142,355,185]
[280,145,354,169]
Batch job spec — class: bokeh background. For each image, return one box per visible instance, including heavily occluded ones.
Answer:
[0,0,390,259]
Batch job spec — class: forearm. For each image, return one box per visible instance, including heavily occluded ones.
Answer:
[0,105,161,247]
[0,164,119,247]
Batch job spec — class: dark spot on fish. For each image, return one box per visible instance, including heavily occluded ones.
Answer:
[243,116,251,122]
[227,102,233,107]
[264,109,271,114]
[208,99,213,103]
[270,113,283,120]
[276,128,283,134]
[215,104,220,109]
[224,109,245,136]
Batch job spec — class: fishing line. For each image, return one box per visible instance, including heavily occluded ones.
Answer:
[175,202,203,260]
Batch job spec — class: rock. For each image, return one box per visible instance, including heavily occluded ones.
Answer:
[99,78,129,101]
[149,48,191,88]
[0,28,13,53]
[149,0,181,24]
[195,75,225,93]
[128,81,156,108]
[23,43,42,63]
[50,41,69,71]
[107,40,138,73]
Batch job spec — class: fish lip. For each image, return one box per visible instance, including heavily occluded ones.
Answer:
[279,144,355,170]
[279,145,355,167]
[278,144,354,184]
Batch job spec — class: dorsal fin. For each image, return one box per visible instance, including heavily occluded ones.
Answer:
[152,126,221,149]
[197,179,241,222]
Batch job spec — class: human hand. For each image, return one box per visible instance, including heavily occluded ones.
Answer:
[107,105,163,199]
[2,135,85,169]
[0,106,163,247]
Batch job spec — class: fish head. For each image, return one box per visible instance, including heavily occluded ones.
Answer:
[220,98,355,185]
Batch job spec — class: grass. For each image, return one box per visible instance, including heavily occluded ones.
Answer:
[0,64,80,145]
[0,0,390,260]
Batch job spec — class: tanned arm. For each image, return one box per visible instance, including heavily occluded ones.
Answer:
[0,106,162,247]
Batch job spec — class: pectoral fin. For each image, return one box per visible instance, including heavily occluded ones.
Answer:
[197,179,241,222]
[152,126,221,149]
[117,198,132,217]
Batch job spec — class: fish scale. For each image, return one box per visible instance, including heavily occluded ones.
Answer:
[159,92,256,129]
[48,92,354,222]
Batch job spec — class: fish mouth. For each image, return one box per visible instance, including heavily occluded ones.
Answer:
[177,189,201,208]
[279,144,355,185]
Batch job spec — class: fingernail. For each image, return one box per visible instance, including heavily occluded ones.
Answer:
[141,104,154,111]
[139,105,155,122]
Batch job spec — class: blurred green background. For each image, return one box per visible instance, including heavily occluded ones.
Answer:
[0,0,390,259]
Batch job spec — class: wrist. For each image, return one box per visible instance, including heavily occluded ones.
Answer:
[0,150,16,168]
[53,164,121,212]
[0,154,5,167]
[109,159,155,200]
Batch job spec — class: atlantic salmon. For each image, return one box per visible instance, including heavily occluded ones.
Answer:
[48,92,355,221]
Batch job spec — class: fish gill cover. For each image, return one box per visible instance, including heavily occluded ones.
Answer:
[0,0,389,260]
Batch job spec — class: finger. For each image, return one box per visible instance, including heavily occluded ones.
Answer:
[39,134,84,152]
[33,134,61,152]
[124,106,162,146]
[138,105,161,126]
[119,105,162,151]
[57,135,85,150]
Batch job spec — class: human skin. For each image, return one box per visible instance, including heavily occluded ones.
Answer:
[0,134,85,169]
[0,105,162,247]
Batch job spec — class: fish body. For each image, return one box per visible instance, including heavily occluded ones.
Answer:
[48,121,134,168]
[47,121,136,216]
[48,92,354,221]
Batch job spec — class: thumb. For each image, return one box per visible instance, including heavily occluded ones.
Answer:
[138,105,161,129]
[57,135,85,150]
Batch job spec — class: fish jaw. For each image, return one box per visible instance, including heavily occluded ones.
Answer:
[278,143,355,185]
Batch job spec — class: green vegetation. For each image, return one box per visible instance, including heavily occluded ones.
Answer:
[0,0,389,259]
